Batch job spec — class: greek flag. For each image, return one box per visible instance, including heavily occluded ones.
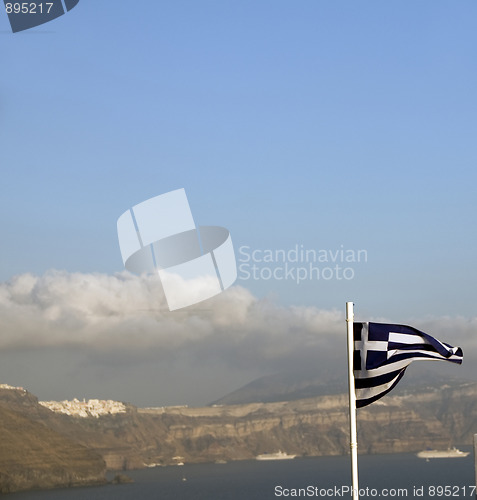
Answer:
[354,322,463,408]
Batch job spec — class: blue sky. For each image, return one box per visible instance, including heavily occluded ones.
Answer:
[0,2,476,404]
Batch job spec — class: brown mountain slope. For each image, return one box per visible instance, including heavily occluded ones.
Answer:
[0,403,106,494]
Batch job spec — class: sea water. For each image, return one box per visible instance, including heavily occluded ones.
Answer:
[9,452,475,499]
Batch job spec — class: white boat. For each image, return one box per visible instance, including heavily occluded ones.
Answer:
[417,448,469,459]
[256,451,296,460]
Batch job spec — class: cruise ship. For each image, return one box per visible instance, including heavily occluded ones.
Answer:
[256,451,296,460]
[417,448,469,459]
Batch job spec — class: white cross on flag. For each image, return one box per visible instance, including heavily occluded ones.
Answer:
[353,322,463,408]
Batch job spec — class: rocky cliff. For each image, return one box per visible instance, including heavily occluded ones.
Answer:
[1,381,477,493]
[73,382,477,467]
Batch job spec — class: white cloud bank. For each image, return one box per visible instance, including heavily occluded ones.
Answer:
[0,271,343,360]
[0,271,475,405]
[1,271,475,354]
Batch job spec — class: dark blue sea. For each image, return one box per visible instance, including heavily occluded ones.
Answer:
[9,452,476,499]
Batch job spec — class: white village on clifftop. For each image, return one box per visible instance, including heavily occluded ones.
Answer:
[0,383,26,392]
[39,398,127,418]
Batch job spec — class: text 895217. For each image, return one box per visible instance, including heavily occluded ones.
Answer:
[5,3,53,14]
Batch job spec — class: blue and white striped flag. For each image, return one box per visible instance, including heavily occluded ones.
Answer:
[354,322,463,408]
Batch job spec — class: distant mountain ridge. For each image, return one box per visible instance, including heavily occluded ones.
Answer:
[209,369,346,405]
[210,367,471,405]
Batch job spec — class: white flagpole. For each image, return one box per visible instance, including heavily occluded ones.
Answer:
[346,301,359,500]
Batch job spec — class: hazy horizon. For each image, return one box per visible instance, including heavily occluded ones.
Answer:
[0,270,475,407]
